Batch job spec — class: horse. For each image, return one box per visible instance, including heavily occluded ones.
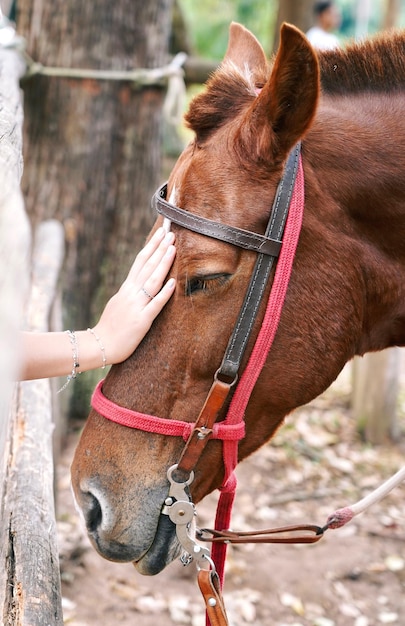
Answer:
[71,22,405,579]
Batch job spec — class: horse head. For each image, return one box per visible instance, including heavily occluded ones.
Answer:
[71,22,353,575]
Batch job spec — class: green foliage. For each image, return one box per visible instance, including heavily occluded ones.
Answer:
[179,0,405,61]
[178,0,277,60]
[338,0,405,40]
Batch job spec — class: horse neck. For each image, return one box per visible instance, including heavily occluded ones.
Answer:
[305,96,405,353]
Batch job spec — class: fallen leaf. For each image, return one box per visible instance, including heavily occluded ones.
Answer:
[378,612,398,624]
[313,618,335,626]
[279,592,305,616]
[384,555,404,572]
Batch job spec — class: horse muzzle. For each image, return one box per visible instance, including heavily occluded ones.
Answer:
[133,512,182,575]
[73,477,181,574]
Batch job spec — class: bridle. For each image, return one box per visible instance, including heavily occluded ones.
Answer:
[89,140,405,625]
[91,141,326,624]
[155,142,303,481]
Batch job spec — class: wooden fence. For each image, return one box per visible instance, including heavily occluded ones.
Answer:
[0,44,64,625]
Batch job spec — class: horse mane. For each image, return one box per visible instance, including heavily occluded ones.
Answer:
[184,65,256,142]
[318,29,405,94]
[185,29,405,141]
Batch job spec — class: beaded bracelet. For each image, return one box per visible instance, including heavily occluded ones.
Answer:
[87,328,107,369]
[57,330,80,394]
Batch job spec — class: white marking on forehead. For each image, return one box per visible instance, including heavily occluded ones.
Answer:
[168,183,177,205]
[162,183,177,232]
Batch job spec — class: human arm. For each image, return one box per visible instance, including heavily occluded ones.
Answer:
[19,227,176,381]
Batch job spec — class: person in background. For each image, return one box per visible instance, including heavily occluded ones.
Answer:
[306,1,341,50]
[20,227,176,383]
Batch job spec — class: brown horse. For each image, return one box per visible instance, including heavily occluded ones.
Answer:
[71,22,405,576]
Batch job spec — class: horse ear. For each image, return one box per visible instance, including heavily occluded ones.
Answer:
[237,23,320,165]
[223,22,269,81]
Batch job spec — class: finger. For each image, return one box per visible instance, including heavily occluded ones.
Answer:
[128,229,175,284]
[126,227,166,278]
[140,244,176,298]
[145,278,176,316]
[142,229,175,267]
[140,285,154,301]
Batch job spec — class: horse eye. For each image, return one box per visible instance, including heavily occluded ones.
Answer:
[186,278,207,296]
[186,274,231,296]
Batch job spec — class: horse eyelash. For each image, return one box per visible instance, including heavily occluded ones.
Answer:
[186,274,231,296]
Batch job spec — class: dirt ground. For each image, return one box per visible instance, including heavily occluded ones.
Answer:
[57,365,405,626]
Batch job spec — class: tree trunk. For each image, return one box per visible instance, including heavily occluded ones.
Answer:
[170,0,192,55]
[17,0,174,416]
[352,350,400,444]
[382,0,401,29]
[272,0,314,52]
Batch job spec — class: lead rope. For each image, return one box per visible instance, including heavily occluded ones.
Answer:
[326,464,405,528]
[194,467,405,626]
[200,466,405,541]
[200,461,405,625]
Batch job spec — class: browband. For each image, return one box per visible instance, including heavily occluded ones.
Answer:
[152,184,282,256]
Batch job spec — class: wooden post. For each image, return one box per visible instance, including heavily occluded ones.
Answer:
[0,40,31,601]
[0,41,29,622]
[352,349,400,444]
[2,221,65,625]
[0,45,30,438]
[0,40,64,625]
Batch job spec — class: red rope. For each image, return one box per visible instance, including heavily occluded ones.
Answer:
[212,155,305,588]
[91,379,245,442]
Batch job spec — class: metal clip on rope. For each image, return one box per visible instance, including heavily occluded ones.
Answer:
[161,464,213,570]
[162,465,230,625]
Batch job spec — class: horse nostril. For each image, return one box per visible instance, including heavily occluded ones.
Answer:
[83,492,103,533]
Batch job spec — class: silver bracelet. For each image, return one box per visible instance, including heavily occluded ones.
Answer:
[87,328,107,369]
[57,330,80,394]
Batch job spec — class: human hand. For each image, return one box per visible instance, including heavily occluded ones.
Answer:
[92,227,176,365]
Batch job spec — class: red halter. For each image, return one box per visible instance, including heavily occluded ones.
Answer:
[91,152,304,585]
[92,154,304,467]
[91,378,246,442]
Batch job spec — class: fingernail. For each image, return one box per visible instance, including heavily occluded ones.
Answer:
[165,231,175,243]
[166,278,176,288]
[165,244,176,257]
[155,227,164,238]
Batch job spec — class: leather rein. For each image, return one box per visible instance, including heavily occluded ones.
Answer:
[92,142,328,625]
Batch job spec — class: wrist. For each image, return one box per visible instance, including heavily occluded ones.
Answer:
[86,327,107,370]
[73,329,109,373]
